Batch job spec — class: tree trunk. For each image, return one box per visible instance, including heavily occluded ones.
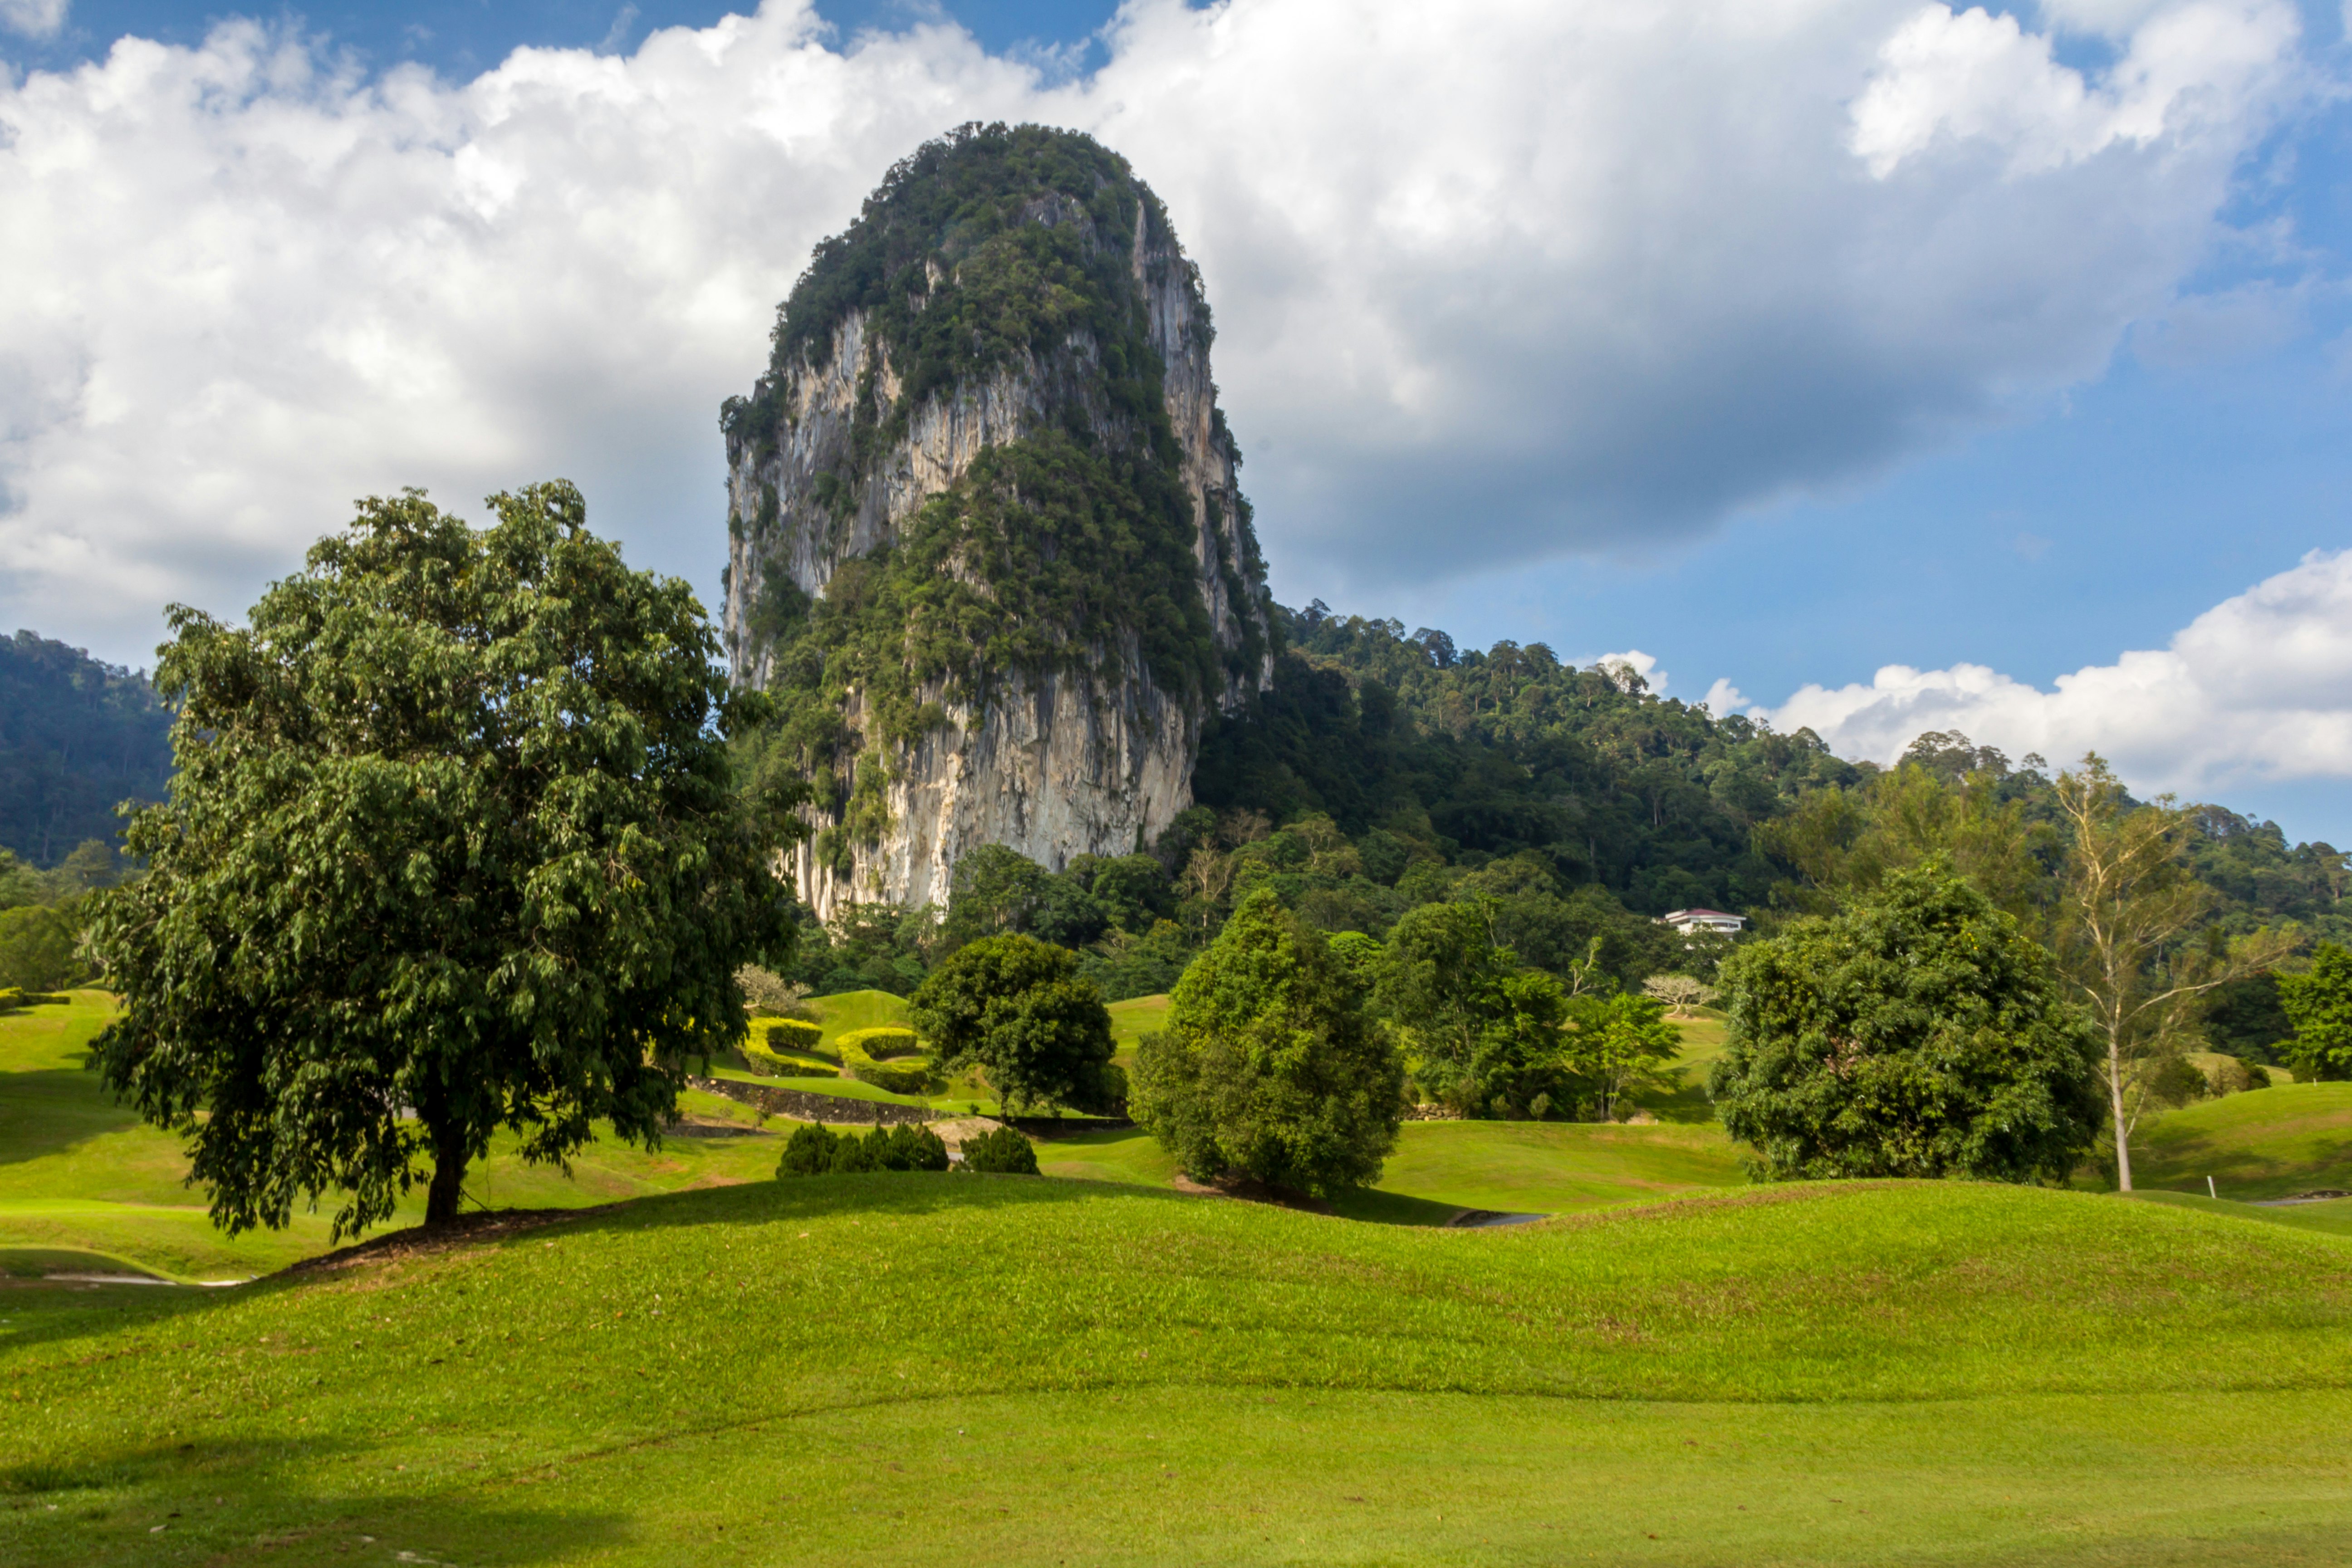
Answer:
[426,1127,468,1227]
[2107,1034,2134,1193]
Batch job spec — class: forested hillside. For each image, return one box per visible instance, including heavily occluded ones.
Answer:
[0,631,172,866]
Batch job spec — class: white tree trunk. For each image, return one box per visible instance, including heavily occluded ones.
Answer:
[2107,1034,2134,1193]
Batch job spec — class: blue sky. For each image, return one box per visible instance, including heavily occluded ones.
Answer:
[4,0,2350,842]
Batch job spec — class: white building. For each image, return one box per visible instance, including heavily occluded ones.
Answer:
[1659,907,1745,936]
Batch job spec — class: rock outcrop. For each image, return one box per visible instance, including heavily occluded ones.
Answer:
[721,125,1271,923]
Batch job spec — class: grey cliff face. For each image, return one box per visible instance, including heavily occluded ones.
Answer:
[722,152,1269,924]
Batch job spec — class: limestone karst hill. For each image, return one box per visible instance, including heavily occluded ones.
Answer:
[723,123,1271,921]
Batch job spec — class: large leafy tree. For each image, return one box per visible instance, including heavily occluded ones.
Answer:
[908,933,1117,1113]
[1710,859,2103,1183]
[86,485,803,1237]
[1132,889,1403,1196]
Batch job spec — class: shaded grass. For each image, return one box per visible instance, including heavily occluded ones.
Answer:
[2130,1188,2352,1238]
[2131,1083,2352,1200]
[3,1180,2351,1564]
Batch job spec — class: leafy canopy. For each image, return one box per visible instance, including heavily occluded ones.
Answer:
[909,933,1117,1115]
[1710,859,2103,1183]
[86,484,804,1237]
[2279,943,2352,1083]
[1132,889,1404,1196]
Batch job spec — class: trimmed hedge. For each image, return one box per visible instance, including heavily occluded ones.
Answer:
[837,1026,921,1059]
[766,1019,826,1056]
[742,1042,838,1079]
[776,1121,951,1177]
[849,1058,932,1095]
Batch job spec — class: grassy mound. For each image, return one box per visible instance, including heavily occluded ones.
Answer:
[2131,1083,2352,1199]
[4,1178,2350,1564]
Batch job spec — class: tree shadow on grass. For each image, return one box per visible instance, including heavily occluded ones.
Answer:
[0,1435,627,1567]
[0,1068,143,1170]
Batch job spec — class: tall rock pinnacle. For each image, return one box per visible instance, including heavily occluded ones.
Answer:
[721,123,1273,922]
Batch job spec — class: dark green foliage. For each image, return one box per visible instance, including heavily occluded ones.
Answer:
[1197,611,1867,915]
[957,1123,1040,1175]
[1376,899,1581,1116]
[1710,861,2104,1182]
[2202,973,2293,1064]
[777,1120,953,1176]
[85,484,807,1238]
[0,904,83,990]
[2278,943,2352,1083]
[1078,919,1195,1003]
[0,631,174,867]
[1132,889,1404,1196]
[910,934,1117,1113]
[776,1121,842,1176]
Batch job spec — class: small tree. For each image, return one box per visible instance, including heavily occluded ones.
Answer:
[2278,943,2352,1082]
[1131,889,1404,1196]
[909,933,1116,1114]
[1641,974,1716,1018]
[2051,757,2297,1190]
[1564,991,1681,1119]
[85,485,803,1236]
[1709,860,2103,1182]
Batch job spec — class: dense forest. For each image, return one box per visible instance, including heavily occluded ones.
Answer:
[0,631,172,867]
[769,600,2346,1071]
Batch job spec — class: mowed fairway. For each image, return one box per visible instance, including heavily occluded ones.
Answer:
[5,1179,2352,1566]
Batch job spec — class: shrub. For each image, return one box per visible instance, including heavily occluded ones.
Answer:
[849,1058,932,1095]
[766,1019,826,1055]
[0,988,70,1014]
[775,1120,950,1177]
[776,1122,843,1176]
[958,1125,1039,1175]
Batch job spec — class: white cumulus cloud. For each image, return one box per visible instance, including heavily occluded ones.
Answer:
[0,0,67,41]
[1752,550,2352,796]
[0,0,2318,663]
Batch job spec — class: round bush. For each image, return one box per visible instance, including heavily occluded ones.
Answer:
[959,1125,1039,1175]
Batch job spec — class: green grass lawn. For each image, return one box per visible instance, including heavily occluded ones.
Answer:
[2129,1083,2352,1199]
[3,1178,2349,1566]
[1035,1117,1759,1225]
[803,989,911,1048]
[0,995,785,1281]
[1105,993,1169,1066]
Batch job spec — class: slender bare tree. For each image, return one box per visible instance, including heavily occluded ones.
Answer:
[2052,756,2296,1191]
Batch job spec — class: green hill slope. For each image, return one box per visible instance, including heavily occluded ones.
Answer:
[2131,1083,2352,1199]
[4,1179,2349,1566]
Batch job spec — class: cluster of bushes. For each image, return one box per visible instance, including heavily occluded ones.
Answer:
[776,1121,949,1176]
[772,1119,1039,1176]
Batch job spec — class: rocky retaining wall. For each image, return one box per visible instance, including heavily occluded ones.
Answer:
[688,1076,938,1127]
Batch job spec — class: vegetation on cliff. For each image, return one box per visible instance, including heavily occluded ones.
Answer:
[724,123,1269,857]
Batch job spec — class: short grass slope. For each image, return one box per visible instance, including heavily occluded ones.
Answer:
[3,1180,2349,1566]
[0,996,784,1280]
[2131,1083,2352,1199]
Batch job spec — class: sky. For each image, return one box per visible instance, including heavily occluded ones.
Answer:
[3,0,2350,842]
